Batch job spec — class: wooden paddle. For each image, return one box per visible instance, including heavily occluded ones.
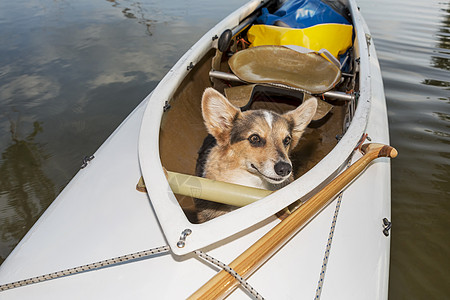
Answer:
[188,143,397,299]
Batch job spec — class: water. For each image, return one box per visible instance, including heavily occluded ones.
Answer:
[0,0,448,298]
[358,0,450,298]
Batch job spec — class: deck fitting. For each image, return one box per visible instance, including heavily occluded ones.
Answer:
[382,218,392,236]
[177,229,192,248]
[81,155,95,169]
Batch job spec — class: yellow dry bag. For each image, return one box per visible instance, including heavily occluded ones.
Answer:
[247,24,353,58]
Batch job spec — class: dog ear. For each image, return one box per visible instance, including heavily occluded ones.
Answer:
[283,96,318,147]
[202,88,241,145]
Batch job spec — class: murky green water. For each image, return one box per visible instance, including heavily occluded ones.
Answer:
[0,0,448,298]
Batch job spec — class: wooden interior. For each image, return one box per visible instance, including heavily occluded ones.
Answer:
[159,45,349,223]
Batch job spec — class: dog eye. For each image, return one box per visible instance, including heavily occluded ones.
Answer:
[248,134,261,145]
[283,136,291,147]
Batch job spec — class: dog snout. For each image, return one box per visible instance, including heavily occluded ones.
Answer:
[274,161,292,177]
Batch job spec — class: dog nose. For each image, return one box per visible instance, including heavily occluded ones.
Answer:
[274,161,292,177]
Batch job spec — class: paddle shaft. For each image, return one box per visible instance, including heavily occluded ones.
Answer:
[188,143,397,299]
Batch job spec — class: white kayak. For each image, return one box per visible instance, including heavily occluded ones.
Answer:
[0,0,392,299]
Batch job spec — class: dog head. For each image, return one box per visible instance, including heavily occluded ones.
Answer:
[201,87,317,186]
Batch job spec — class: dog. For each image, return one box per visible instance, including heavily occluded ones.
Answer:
[195,87,317,222]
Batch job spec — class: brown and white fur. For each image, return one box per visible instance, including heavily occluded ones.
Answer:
[195,88,317,222]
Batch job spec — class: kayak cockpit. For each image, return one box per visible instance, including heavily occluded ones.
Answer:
[158,15,356,224]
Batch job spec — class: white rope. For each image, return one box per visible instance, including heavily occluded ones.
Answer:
[0,246,170,292]
[194,250,264,300]
[314,157,353,299]
[314,192,344,299]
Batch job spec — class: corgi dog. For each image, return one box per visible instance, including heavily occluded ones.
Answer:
[195,87,317,222]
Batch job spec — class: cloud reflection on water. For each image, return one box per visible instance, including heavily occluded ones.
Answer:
[0,0,249,266]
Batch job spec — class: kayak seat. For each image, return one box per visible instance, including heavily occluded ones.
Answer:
[228,45,341,95]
